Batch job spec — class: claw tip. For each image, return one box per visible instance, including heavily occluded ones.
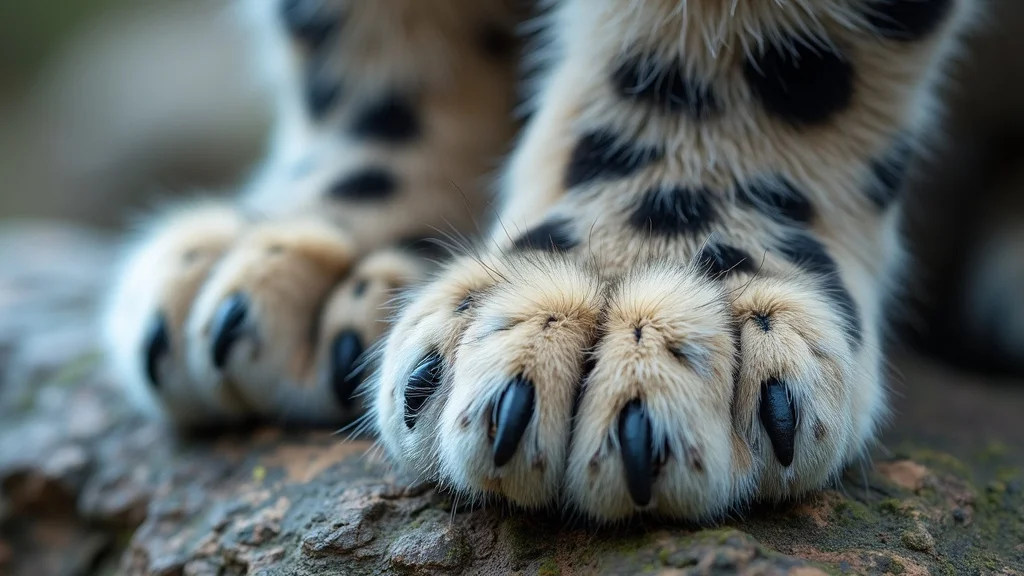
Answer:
[760,378,797,467]
[492,377,535,467]
[618,399,654,507]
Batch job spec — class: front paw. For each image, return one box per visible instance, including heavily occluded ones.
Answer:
[373,252,879,521]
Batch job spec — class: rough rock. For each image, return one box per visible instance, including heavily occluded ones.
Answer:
[1,224,1022,576]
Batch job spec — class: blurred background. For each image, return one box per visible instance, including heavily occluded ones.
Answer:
[0,0,267,228]
[0,0,1022,373]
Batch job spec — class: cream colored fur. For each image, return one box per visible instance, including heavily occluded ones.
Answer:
[107,0,977,521]
[105,0,520,426]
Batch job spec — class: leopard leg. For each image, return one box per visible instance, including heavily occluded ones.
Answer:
[375,0,977,519]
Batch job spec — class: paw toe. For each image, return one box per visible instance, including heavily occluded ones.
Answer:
[105,201,246,426]
[730,276,874,499]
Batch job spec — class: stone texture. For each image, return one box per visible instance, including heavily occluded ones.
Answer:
[0,224,1022,576]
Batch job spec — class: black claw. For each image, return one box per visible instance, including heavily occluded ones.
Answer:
[760,378,797,467]
[143,314,170,388]
[618,399,654,507]
[491,377,536,467]
[330,330,365,407]
[211,294,249,370]
[403,354,443,428]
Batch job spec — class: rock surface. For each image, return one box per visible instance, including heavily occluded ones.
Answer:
[1,224,1022,576]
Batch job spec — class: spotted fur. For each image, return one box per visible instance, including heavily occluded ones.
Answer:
[105,0,523,426]
[373,0,977,522]
[106,0,977,522]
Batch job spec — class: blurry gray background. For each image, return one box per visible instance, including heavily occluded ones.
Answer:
[0,0,268,228]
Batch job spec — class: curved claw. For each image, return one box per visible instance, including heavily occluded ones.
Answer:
[491,377,535,467]
[760,378,797,467]
[404,354,443,428]
[143,314,170,388]
[211,293,249,370]
[330,330,365,407]
[618,399,654,507]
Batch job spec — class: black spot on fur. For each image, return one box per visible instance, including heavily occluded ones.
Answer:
[306,66,341,119]
[866,0,953,41]
[737,178,815,224]
[351,93,421,144]
[612,56,717,119]
[512,218,578,252]
[745,37,854,127]
[776,230,839,277]
[696,243,756,278]
[564,131,661,190]
[867,139,913,209]
[328,168,397,201]
[629,186,716,236]
[280,0,339,49]
[777,231,862,345]
[479,23,517,60]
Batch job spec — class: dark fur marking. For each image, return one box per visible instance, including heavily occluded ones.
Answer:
[351,93,421,144]
[865,0,953,41]
[479,23,517,60]
[777,231,863,345]
[280,0,339,49]
[512,218,578,252]
[565,130,661,190]
[737,178,815,224]
[612,55,717,119]
[867,138,913,209]
[696,243,756,278]
[328,168,398,201]
[744,37,854,127]
[776,230,839,277]
[629,186,717,236]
